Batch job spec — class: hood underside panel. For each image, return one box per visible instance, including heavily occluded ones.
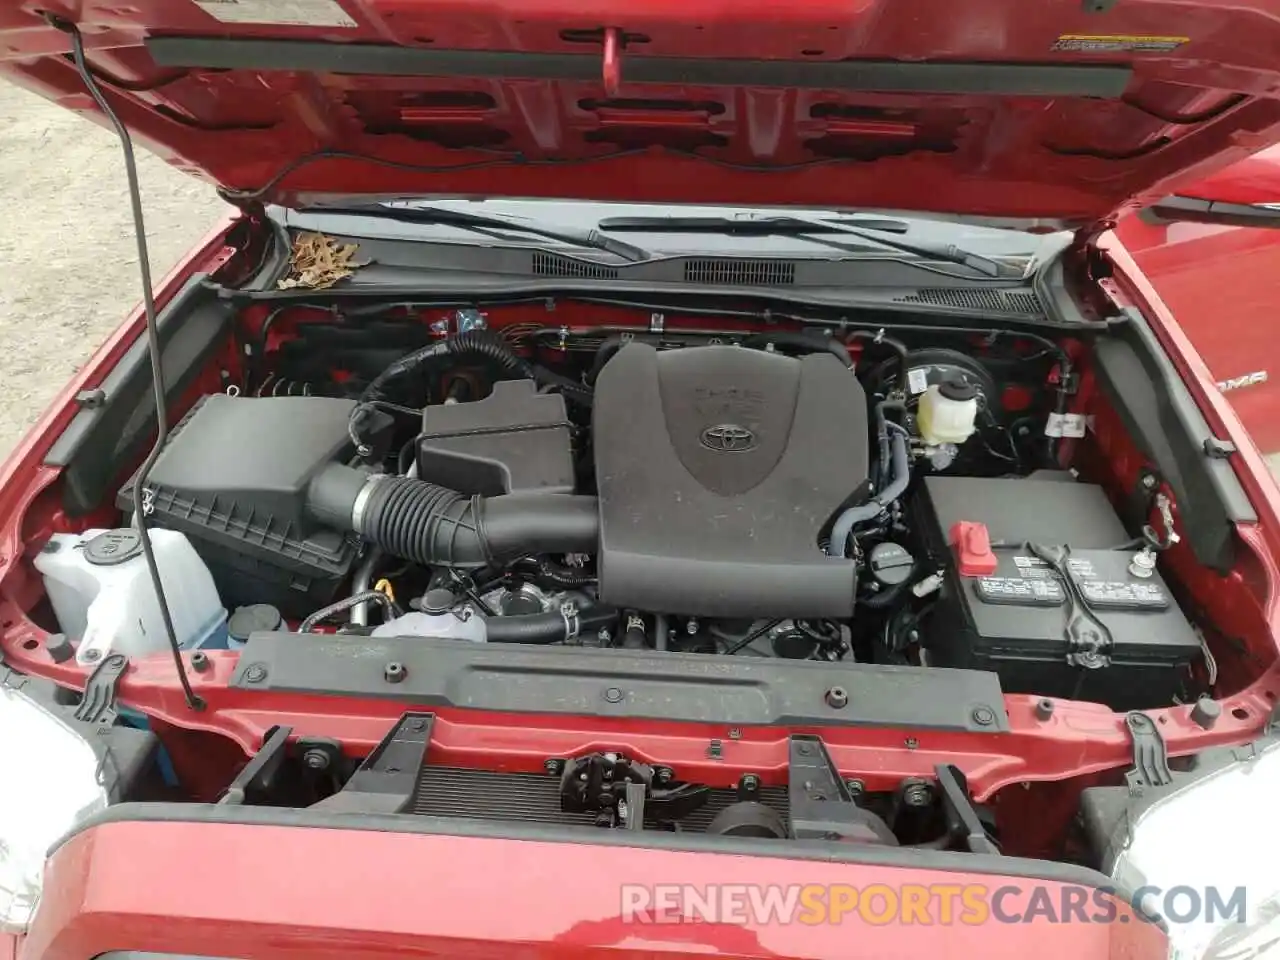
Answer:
[6,0,1280,221]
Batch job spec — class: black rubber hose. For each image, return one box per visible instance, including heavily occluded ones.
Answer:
[348,330,531,453]
[587,335,629,385]
[308,464,598,568]
[860,575,916,610]
[486,604,619,644]
[743,331,852,367]
[509,557,597,589]
[362,329,529,405]
[848,330,910,388]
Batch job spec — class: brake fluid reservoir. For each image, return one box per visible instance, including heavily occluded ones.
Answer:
[917,376,980,445]
[34,528,227,666]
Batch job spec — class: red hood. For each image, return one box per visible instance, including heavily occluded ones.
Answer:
[6,0,1280,223]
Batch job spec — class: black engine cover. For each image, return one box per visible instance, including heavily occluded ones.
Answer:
[593,343,867,617]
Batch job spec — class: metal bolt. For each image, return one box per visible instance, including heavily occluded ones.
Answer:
[302,748,330,771]
[900,779,933,808]
[844,778,866,798]
[1142,473,1158,490]
[797,742,813,756]
[826,686,849,709]
[1035,698,1055,721]
[655,766,674,783]
[82,648,101,663]
[384,661,406,683]
[728,727,742,740]
[604,686,623,703]
[904,736,919,750]
[741,774,760,792]
[243,663,267,683]
[971,705,995,727]
[597,627,612,644]
[409,718,427,732]
[686,618,699,635]
[190,651,210,673]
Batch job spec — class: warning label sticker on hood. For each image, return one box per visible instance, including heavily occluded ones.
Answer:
[193,0,356,27]
[1052,34,1189,53]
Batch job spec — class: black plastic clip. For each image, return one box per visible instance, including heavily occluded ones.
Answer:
[788,734,896,843]
[1124,712,1172,796]
[74,388,106,409]
[74,653,128,726]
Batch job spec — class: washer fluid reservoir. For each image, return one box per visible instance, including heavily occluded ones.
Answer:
[34,528,227,666]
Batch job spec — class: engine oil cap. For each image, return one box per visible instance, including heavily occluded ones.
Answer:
[869,542,915,586]
[82,528,144,566]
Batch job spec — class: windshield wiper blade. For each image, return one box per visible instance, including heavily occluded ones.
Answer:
[597,214,1020,278]
[597,214,912,235]
[304,203,651,263]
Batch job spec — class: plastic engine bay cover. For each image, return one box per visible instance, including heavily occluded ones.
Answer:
[592,343,867,617]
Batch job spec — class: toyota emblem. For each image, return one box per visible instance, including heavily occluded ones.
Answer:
[700,423,758,452]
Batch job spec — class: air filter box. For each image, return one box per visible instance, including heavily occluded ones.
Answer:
[117,394,360,616]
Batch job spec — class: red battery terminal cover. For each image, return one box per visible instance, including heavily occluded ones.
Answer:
[950,521,998,576]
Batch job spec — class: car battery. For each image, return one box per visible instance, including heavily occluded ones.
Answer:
[915,474,1200,709]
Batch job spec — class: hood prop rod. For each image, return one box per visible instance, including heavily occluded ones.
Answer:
[51,15,203,711]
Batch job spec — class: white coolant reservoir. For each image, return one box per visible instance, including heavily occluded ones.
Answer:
[916,376,980,445]
[371,610,488,642]
[34,528,226,666]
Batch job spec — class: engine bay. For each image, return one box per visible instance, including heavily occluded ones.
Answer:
[6,287,1275,863]
[85,305,1205,708]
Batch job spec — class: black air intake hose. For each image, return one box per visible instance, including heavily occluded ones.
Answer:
[308,463,598,567]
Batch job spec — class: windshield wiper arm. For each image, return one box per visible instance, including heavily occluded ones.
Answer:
[596,214,1019,278]
[303,203,651,263]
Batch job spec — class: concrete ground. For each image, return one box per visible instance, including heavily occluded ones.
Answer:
[1,79,1279,480]
[0,81,226,456]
